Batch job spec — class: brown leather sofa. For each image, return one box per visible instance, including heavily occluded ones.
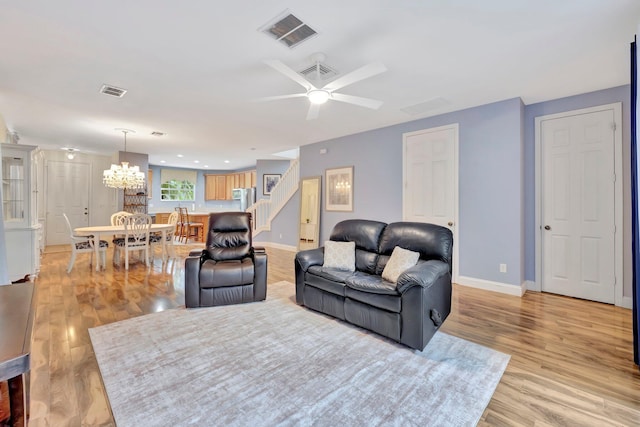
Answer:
[295,219,453,351]
[185,212,267,307]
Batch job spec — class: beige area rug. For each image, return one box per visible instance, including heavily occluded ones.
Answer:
[89,282,510,427]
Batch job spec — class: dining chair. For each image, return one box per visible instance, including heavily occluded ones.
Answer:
[113,213,152,270]
[63,213,108,273]
[110,210,132,226]
[174,207,185,242]
[111,210,132,264]
[150,211,179,259]
[179,207,203,243]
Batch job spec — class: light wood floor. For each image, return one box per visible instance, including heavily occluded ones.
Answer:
[27,245,639,426]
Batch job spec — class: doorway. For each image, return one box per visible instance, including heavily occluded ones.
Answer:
[45,160,90,246]
[402,123,459,282]
[535,103,623,304]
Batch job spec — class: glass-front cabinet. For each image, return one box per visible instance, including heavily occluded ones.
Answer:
[1,143,41,282]
[2,149,28,227]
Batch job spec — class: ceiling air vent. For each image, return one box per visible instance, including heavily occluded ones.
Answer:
[100,84,127,98]
[298,62,337,81]
[150,131,165,137]
[259,10,318,49]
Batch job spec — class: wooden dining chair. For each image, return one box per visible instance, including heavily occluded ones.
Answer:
[63,213,108,273]
[179,207,203,243]
[113,213,152,270]
[150,211,179,259]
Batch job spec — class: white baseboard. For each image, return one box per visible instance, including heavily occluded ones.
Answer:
[456,275,526,297]
[621,296,633,310]
[525,280,537,291]
[254,241,298,252]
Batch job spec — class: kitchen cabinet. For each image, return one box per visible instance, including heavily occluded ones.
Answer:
[155,212,171,224]
[204,170,256,201]
[205,174,229,200]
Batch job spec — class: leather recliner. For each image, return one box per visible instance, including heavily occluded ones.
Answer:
[185,212,267,307]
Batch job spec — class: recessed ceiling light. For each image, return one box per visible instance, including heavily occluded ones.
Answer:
[194,160,200,164]
[177,154,184,158]
[160,160,166,163]
[204,165,209,168]
[224,160,230,163]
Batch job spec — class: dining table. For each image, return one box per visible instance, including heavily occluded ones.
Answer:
[74,223,175,271]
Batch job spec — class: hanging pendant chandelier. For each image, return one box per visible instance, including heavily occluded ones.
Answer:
[103,129,145,190]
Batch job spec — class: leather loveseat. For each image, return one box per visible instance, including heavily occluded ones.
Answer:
[295,219,453,351]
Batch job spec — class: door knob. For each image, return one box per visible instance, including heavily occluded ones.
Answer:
[447,221,454,227]
[544,225,551,230]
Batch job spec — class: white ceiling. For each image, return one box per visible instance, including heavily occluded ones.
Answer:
[0,1,638,170]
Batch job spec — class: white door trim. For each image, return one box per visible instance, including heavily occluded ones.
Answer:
[402,123,459,284]
[534,102,623,306]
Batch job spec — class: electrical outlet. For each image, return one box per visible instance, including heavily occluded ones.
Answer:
[499,264,507,273]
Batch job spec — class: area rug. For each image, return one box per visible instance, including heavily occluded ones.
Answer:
[89,281,509,427]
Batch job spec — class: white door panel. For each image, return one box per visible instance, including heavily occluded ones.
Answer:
[403,124,458,281]
[541,109,615,303]
[403,126,456,228]
[46,161,90,245]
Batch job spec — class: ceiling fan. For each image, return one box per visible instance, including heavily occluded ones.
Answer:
[260,53,387,120]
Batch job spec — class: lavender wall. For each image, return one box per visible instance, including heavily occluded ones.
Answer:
[269,85,630,294]
[296,98,525,287]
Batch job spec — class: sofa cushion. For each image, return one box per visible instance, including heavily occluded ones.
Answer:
[322,240,356,271]
[377,222,453,273]
[329,219,386,252]
[345,271,399,295]
[382,246,420,283]
[199,258,254,288]
[306,266,351,296]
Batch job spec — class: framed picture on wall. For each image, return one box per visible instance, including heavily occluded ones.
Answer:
[325,166,353,211]
[263,174,281,195]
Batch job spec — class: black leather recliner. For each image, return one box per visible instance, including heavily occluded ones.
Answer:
[185,212,267,308]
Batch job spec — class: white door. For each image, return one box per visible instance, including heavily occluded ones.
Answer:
[540,108,617,303]
[46,161,90,245]
[403,124,458,278]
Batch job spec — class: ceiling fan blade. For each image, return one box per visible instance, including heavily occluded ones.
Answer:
[331,93,383,110]
[306,103,320,120]
[322,62,387,92]
[253,93,307,102]
[264,59,316,91]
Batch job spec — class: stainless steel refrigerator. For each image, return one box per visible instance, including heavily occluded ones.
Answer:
[232,187,256,211]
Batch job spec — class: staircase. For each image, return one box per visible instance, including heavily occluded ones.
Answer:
[248,158,299,235]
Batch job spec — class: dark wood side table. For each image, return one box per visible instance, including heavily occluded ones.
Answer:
[0,283,35,427]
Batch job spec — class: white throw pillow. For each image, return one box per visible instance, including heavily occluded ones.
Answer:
[382,246,420,284]
[322,241,356,271]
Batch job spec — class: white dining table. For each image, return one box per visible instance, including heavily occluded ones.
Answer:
[74,223,175,271]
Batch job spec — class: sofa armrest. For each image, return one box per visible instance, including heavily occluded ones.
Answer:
[295,248,324,271]
[294,248,324,305]
[396,260,450,294]
[189,249,204,257]
[252,249,268,301]
[184,255,202,308]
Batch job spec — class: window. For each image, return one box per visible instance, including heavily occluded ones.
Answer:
[160,169,196,201]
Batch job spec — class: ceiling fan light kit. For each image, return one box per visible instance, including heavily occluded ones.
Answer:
[307,89,330,105]
[262,53,386,119]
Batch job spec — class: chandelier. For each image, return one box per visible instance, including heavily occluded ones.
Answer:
[103,129,145,190]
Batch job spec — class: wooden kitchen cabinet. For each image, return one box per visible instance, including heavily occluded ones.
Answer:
[205,174,229,200]
[205,170,257,201]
